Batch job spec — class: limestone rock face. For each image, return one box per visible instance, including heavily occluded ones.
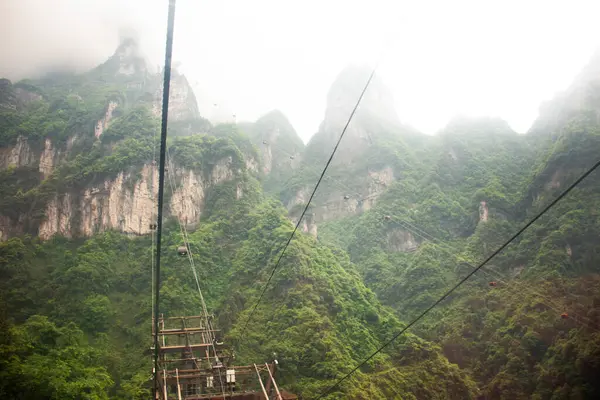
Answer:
[14,87,42,105]
[310,65,400,165]
[39,138,55,177]
[247,110,304,176]
[36,157,238,240]
[94,101,118,139]
[39,193,74,239]
[0,38,227,242]
[281,66,408,233]
[386,229,418,253]
[0,135,34,169]
[112,38,148,77]
[152,72,199,122]
[479,201,489,223]
[284,164,394,233]
[1,134,80,176]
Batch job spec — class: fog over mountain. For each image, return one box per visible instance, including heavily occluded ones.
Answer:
[2,0,599,141]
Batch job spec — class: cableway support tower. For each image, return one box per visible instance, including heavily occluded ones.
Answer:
[152,314,297,400]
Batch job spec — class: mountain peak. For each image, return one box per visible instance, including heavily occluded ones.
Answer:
[443,115,515,136]
[93,36,147,77]
[325,65,399,126]
[253,109,303,148]
[571,48,600,89]
[256,109,294,129]
[305,65,402,165]
[529,49,600,135]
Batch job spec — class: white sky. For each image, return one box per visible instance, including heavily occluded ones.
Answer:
[2,0,599,141]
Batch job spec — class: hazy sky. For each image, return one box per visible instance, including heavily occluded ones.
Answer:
[2,0,599,142]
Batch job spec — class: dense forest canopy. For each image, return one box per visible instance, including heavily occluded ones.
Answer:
[1,39,600,400]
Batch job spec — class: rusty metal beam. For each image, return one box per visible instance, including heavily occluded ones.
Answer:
[160,344,213,353]
[159,328,221,335]
[254,364,269,400]
[176,368,182,400]
[265,363,282,400]
[160,315,207,321]
[159,355,227,363]
[161,364,271,374]
[161,369,168,400]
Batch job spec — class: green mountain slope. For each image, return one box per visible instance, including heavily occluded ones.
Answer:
[0,43,478,399]
[2,42,600,400]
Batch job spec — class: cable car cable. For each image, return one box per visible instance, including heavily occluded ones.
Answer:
[314,158,600,399]
[152,0,177,397]
[164,150,228,399]
[276,127,589,326]
[392,213,594,327]
[237,63,381,341]
[389,216,596,329]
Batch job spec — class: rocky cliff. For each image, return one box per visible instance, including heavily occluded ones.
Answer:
[0,134,243,241]
[0,39,247,242]
[530,49,600,136]
[278,67,424,236]
[305,65,403,166]
[36,156,239,240]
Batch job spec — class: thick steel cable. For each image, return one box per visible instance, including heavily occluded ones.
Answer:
[151,54,160,338]
[389,216,596,330]
[164,152,213,338]
[237,62,381,341]
[314,159,600,399]
[164,150,227,399]
[273,130,592,326]
[153,0,177,397]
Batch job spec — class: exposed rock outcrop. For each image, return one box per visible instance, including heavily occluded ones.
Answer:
[308,65,401,165]
[1,135,79,176]
[36,156,238,240]
[302,216,318,238]
[386,229,418,252]
[110,37,148,77]
[152,71,199,122]
[39,193,74,239]
[0,135,34,169]
[14,87,42,105]
[286,165,394,229]
[479,201,489,222]
[367,166,393,196]
[262,142,273,174]
[94,101,118,139]
[0,38,234,242]
[39,138,55,177]
[249,110,304,175]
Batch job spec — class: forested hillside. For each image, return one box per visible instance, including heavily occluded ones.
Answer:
[1,38,600,400]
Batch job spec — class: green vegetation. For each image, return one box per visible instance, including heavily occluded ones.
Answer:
[0,194,478,399]
[315,108,600,398]
[2,46,600,400]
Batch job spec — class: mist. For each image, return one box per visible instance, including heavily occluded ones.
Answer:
[2,0,599,142]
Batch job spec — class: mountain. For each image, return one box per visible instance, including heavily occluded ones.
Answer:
[244,109,304,182]
[1,39,600,400]
[529,49,600,138]
[0,38,236,241]
[274,66,429,238]
[316,53,600,399]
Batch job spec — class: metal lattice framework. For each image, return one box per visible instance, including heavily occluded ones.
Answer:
[152,315,297,400]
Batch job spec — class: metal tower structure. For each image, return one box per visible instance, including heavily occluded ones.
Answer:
[152,314,297,400]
